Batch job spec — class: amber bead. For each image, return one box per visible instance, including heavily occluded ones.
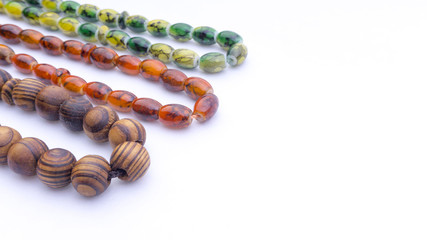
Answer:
[139,59,167,81]
[83,105,119,142]
[160,69,187,92]
[0,69,12,91]
[39,36,63,56]
[51,68,70,86]
[59,97,93,131]
[33,63,56,82]
[1,78,20,105]
[0,44,15,65]
[12,78,46,111]
[35,85,71,120]
[0,126,22,165]
[37,148,76,188]
[19,29,43,49]
[131,98,162,121]
[61,75,87,95]
[89,47,118,70]
[116,55,141,75]
[193,93,219,122]
[80,43,97,64]
[62,40,84,60]
[110,141,150,182]
[107,90,137,112]
[158,104,193,129]
[0,24,23,44]
[11,54,38,74]
[71,155,111,197]
[109,118,146,149]
[184,77,214,100]
[83,82,112,105]
[8,137,48,176]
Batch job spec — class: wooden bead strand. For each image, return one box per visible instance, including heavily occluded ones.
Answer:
[0,126,22,165]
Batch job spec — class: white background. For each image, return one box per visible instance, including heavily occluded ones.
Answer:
[0,0,427,239]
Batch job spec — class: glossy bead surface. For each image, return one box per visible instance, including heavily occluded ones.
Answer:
[109,118,146,149]
[39,12,60,31]
[83,105,119,142]
[216,31,243,50]
[12,54,38,74]
[33,64,56,82]
[8,137,48,176]
[41,0,61,12]
[83,81,112,105]
[0,69,12,91]
[172,49,200,69]
[168,23,193,42]
[19,29,43,49]
[139,59,167,81]
[4,1,25,19]
[131,98,162,121]
[1,78,20,105]
[63,40,84,60]
[0,24,23,44]
[192,26,217,45]
[98,9,118,27]
[193,93,219,122]
[40,36,63,56]
[199,52,226,73]
[106,30,130,51]
[59,1,79,17]
[96,25,109,45]
[0,44,15,64]
[227,43,248,66]
[25,0,42,6]
[77,4,99,22]
[80,43,97,64]
[51,68,70,85]
[125,15,147,33]
[126,37,150,57]
[148,43,174,63]
[0,126,22,165]
[61,75,87,95]
[147,19,169,37]
[35,85,71,120]
[22,6,43,25]
[37,148,76,188]
[90,47,118,70]
[71,155,111,197]
[107,90,137,113]
[77,23,98,42]
[158,104,193,129]
[58,17,79,36]
[59,97,93,131]
[184,77,213,100]
[12,78,46,111]
[0,1,3,13]
[117,11,129,29]
[110,141,150,182]
[117,55,141,75]
[160,69,187,92]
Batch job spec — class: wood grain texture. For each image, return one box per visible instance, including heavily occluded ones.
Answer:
[108,118,146,149]
[1,78,20,105]
[37,148,76,188]
[8,137,48,176]
[71,155,111,197]
[0,68,12,92]
[110,141,150,182]
[12,78,46,111]
[83,105,119,142]
[0,126,22,165]
[59,97,93,131]
[35,85,71,120]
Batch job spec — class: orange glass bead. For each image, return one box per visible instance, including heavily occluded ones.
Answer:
[61,75,87,95]
[11,54,38,74]
[63,40,84,61]
[184,77,214,100]
[81,43,97,64]
[32,64,56,83]
[139,59,167,81]
[0,44,15,65]
[39,36,63,56]
[19,29,43,49]
[0,24,23,44]
[90,47,118,70]
[158,104,193,129]
[51,68,70,86]
[160,69,187,92]
[193,93,219,122]
[131,98,162,121]
[117,55,141,75]
[107,90,137,112]
[83,81,112,105]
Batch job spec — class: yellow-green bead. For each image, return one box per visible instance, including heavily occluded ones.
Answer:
[39,12,60,31]
[58,17,79,36]
[97,25,109,45]
[41,0,61,12]
[77,4,99,22]
[4,1,26,19]
[148,43,174,63]
[199,52,226,73]
[105,30,130,51]
[0,1,5,14]
[22,6,43,25]
[147,19,169,37]
[227,43,248,67]
[172,49,199,69]
[98,9,118,27]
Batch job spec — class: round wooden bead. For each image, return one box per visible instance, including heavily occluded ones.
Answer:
[1,78,20,105]
[12,78,46,111]
[37,148,76,188]
[0,126,22,165]
[59,97,93,131]
[110,141,150,182]
[71,155,111,197]
[83,105,119,142]
[109,118,146,149]
[0,68,12,92]
[35,85,71,121]
[7,137,48,176]
[0,44,15,65]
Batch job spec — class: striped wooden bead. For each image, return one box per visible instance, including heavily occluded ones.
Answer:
[37,148,76,188]
[110,141,150,182]
[83,105,119,142]
[59,97,93,131]
[1,78,20,105]
[8,137,48,176]
[0,68,12,92]
[0,126,22,165]
[35,85,71,120]
[12,78,46,111]
[108,118,146,149]
[71,155,111,197]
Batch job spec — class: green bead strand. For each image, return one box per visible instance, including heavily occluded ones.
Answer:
[22,6,43,25]
[172,49,199,69]
[125,15,147,33]
[59,1,79,17]
[168,23,193,42]
[147,19,169,37]
[126,37,151,57]
[105,30,130,51]
[77,22,98,42]
[77,4,99,22]
[148,43,174,63]
[199,52,226,73]
[39,11,60,30]
[58,17,80,36]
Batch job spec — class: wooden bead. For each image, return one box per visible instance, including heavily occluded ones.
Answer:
[107,90,136,112]
[131,98,162,121]
[59,97,93,131]
[83,81,112,105]
[37,148,76,188]
[0,126,22,165]
[109,118,146,149]
[110,141,150,182]
[1,78,20,105]
[35,85,71,121]
[158,104,193,129]
[0,68,12,91]
[11,54,38,74]
[12,78,46,111]
[19,29,44,49]
[7,137,48,176]
[71,155,111,197]
[0,44,15,65]
[193,93,219,122]
[39,36,63,56]
[184,77,213,100]
[83,105,119,142]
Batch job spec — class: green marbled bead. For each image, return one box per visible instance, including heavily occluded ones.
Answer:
[4,1,26,19]
[77,4,99,22]
[147,19,169,37]
[227,43,248,67]
[192,26,217,45]
[117,11,128,29]
[0,1,4,14]
[59,1,79,17]
[97,25,109,45]
[106,30,130,51]
[216,31,243,50]
[22,6,43,25]
[126,37,151,57]
[199,52,226,73]
[25,0,41,6]
[168,23,193,42]
[41,0,61,12]
[172,49,199,69]
[148,43,174,63]
[98,9,118,27]
[39,12,60,31]
[58,17,79,36]
[125,15,147,33]
[77,22,98,42]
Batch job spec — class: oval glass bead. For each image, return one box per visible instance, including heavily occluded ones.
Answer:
[192,26,217,45]
[172,49,199,69]
[184,77,213,100]
[61,75,87,95]
[227,43,248,66]
[41,0,61,12]
[39,12,60,31]
[4,1,25,19]
[0,24,23,44]
[158,104,193,129]
[106,30,130,51]
[193,93,219,122]
[90,47,118,70]
[22,6,43,25]
[39,36,63,56]
[139,59,167,81]
[63,40,84,60]
[71,155,111,197]
[148,43,174,63]
[80,43,97,64]
[107,90,137,113]
[126,37,150,57]
[59,1,79,17]
[117,55,141,75]
[0,1,4,14]
[32,63,56,82]
[216,30,243,50]
[84,81,112,105]
[58,17,79,36]
[96,25,109,45]
[77,23,98,42]
[131,98,162,121]
[98,9,118,27]
[0,44,15,65]
[117,11,129,29]
[125,15,147,33]
[37,148,76,188]
[160,69,187,92]
[168,23,193,42]
[199,52,226,73]
[147,19,170,37]
[12,54,38,74]
[19,29,43,49]
[51,68,70,85]
[77,4,99,22]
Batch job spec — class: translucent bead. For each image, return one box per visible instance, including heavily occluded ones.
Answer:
[125,15,147,33]
[63,40,84,60]
[0,24,23,44]
[33,63,56,82]
[22,6,43,25]
[89,47,118,70]
[107,90,137,113]
[192,26,217,45]
[80,43,97,64]
[158,104,193,129]
[116,55,141,75]
[11,54,38,74]
[0,44,15,65]
[216,31,243,50]
[148,43,174,63]
[96,25,109,45]
[98,9,118,27]
[227,43,248,67]
[172,49,199,69]
[83,82,112,105]
[39,36,63,56]
[25,0,42,6]
[131,98,162,121]
[59,1,79,17]
[106,30,130,51]
[58,17,79,36]
[19,29,43,49]
[193,93,219,122]
[41,0,61,12]
[39,12,60,31]
[147,19,170,37]
[0,1,4,13]
[168,23,193,42]
[51,68,70,86]
[61,75,87,95]
[160,69,187,92]
[4,1,25,20]
[117,11,129,29]
[126,37,150,57]
[77,23,98,42]
[184,77,213,100]
[77,4,99,22]
[199,52,226,73]
[139,59,167,81]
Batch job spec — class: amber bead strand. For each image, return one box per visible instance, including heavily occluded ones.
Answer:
[0,124,150,197]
